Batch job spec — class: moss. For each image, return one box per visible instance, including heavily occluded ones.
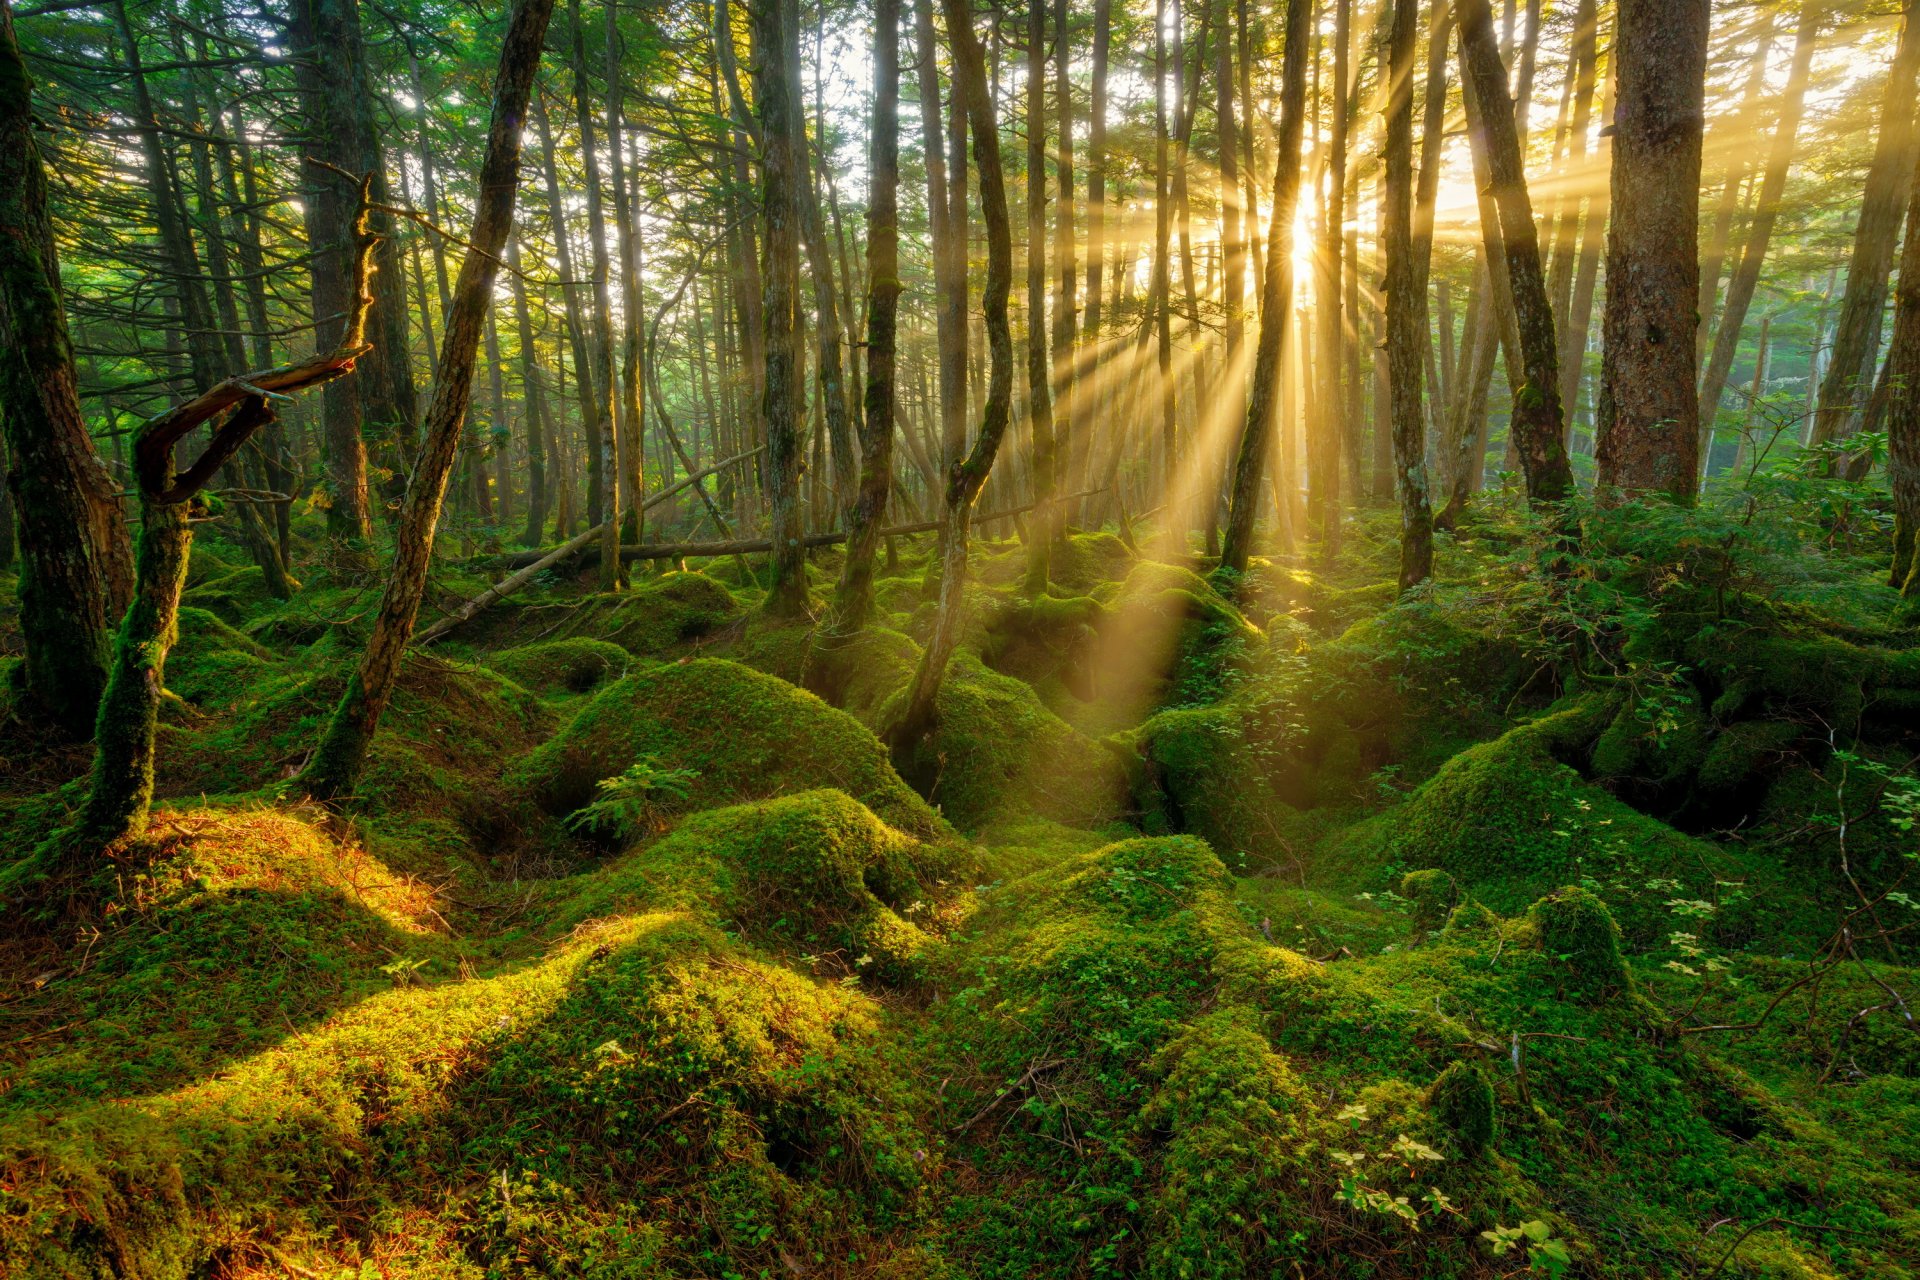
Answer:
[1528,885,1629,998]
[1400,868,1458,934]
[182,566,278,625]
[1697,718,1801,796]
[1427,1060,1496,1156]
[165,606,279,707]
[512,657,945,840]
[1441,898,1502,937]
[488,636,635,695]
[896,650,1129,832]
[483,571,741,658]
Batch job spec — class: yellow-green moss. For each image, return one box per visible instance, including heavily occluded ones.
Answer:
[487,636,635,695]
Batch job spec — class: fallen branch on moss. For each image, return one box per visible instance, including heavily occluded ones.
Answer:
[486,487,1103,571]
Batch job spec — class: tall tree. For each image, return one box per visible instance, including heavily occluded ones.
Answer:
[0,3,130,738]
[1695,1,1821,464]
[1219,0,1309,576]
[1383,0,1434,584]
[1457,0,1572,504]
[569,0,625,587]
[888,0,1016,755]
[301,0,560,801]
[808,0,901,696]
[1884,150,1920,593]
[1810,0,1920,450]
[1023,0,1057,593]
[1594,0,1710,500]
[754,0,810,616]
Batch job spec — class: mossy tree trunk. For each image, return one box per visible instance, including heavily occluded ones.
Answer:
[885,0,1014,758]
[299,0,558,802]
[1456,0,1573,506]
[0,6,131,738]
[1218,0,1308,577]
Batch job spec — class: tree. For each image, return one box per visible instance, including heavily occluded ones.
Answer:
[1810,0,1920,450]
[1594,0,1710,500]
[886,0,1016,757]
[1456,0,1572,504]
[1219,0,1309,576]
[300,0,560,801]
[0,1,131,740]
[806,0,901,697]
[1023,0,1057,593]
[754,0,810,618]
[1383,0,1434,584]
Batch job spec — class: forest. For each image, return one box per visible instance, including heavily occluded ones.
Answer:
[0,0,1918,1270]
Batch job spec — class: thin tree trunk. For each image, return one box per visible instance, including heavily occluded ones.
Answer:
[1887,150,1920,590]
[809,0,901,697]
[300,0,558,801]
[1219,0,1308,575]
[1695,3,1820,473]
[1811,0,1920,449]
[1385,0,1434,585]
[888,0,1016,755]
[1023,0,1056,593]
[568,0,625,588]
[606,3,648,544]
[1457,0,1572,504]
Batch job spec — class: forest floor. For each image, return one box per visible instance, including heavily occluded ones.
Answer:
[2,494,1918,1279]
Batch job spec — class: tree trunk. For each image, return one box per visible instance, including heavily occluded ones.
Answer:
[1695,3,1820,473]
[606,2,647,546]
[808,0,901,698]
[509,233,550,545]
[1888,160,1920,592]
[0,6,131,738]
[1595,0,1709,501]
[754,0,810,616]
[1312,0,1350,557]
[887,0,1016,757]
[1051,0,1077,538]
[1457,0,1572,504]
[1219,0,1308,576]
[1385,0,1434,585]
[300,0,558,801]
[1022,0,1056,594]
[1151,0,1178,534]
[1811,0,1920,449]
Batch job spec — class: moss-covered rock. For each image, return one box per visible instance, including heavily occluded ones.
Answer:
[512,657,944,839]
[1400,868,1458,934]
[1427,1060,1496,1156]
[1528,885,1629,998]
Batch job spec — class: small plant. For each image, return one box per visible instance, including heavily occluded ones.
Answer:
[565,757,700,842]
[1481,1219,1572,1276]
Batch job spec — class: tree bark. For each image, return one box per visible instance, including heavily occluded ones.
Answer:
[1695,2,1820,474]
[808,0,900,698]
[887,0,1016,756]
[753,0,810,616]
[300,0,558,801]
[1811,0,1920,449]
[1022,0,1056,594]
[1457,0,1572,504]
[1594,0,1709,501]
[1887,147,1920,591]
[1219,0,1308,576]
[1385,0,1434,584]
[0,5,131,738]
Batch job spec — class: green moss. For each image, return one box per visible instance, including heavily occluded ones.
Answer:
[897,650,1129,832]
[1400,868,1458,934]
[488,636,635,695]
[1528,885,1629,998]
[165,606,279,707]
[1427,1060,1496,1156]
[1697,718,1801,795]
[512,657,945,839]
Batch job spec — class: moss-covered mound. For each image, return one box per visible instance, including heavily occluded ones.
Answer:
[487,636,635,695]
[166,605,279,708]
[458,570,741,659]
[512,657,945,839]
[901,650,1130,832]
[555,788,968,980]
